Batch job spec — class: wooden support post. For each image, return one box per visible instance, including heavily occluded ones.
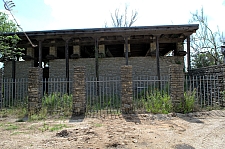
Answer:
[65,38,70,94]
[156,35,161,89]
[187,35,191,72]
[12,58,15,99]
[38,40,43,68]
[125,37,129,65]
[95,38,99,96]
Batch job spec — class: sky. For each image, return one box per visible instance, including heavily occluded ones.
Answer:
[0,0,225,33]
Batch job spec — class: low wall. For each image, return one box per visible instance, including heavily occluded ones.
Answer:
[4,61,33,78]
[3,56,184,79]
[49,56,184,78]
[188,64,225,91]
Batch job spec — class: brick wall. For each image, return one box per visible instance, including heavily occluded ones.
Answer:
[3,57,183,79]
[4,61,34,78]
[49,56,184,78]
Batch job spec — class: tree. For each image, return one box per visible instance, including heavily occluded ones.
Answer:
[0,12,24,61]
[106,5,138,27]
[189,7,223,68]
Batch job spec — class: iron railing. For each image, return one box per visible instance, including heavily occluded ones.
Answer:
[185,74,223,107]
[1,78,28,108]
[86,76,121,115]
[42,78,73,95]
[133,76,170,112]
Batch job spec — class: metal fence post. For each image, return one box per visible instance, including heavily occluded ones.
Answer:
[72,66,86,116]
[121,65,133,113]
[0,69,2,109]
[28,67,43,117]
[169,64,184,112]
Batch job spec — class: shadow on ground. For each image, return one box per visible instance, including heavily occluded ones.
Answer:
[69,114,85,123]
[122,112,141,124]
[175,143,195,149]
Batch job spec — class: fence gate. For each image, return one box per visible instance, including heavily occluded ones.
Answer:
[86,76,121,115]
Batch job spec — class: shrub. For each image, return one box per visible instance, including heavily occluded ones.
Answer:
[183,90,196,113]
[135,90,172,114]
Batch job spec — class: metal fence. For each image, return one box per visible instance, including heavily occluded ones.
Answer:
[86,76,121,115]
[133,76,170,112]
[42,78,73,95]
[41,78,73,113]
[185,74,223,108]
[1,78,28,108]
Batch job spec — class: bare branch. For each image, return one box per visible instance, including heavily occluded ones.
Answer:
[109,5,138,27]
[189,7,223,68]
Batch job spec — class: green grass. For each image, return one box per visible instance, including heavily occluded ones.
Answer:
[1,93,73,121]
[86,95,121,112]
[49,124,67,131]
[39,123,67,132]
[0,106,27,119]
[94,123,102,127]
[5,124,19,130]
[10,131,25,135]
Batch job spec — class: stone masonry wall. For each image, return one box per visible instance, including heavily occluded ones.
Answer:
[49,56,183,79]
[188,64,225,91]
[188,64,225,106]
[72,66,86,115]
[121,65,133,113]
[28,67,43,116]
[169,64,184,112]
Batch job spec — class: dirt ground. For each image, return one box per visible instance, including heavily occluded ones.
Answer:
[0,110,225,149]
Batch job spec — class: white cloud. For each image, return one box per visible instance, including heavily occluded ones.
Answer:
[43,0,225,33]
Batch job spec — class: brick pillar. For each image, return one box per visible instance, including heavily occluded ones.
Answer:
[121,65,133,113]
[0,69,2,109]
[169,64,184,112]
[222,65,225,106]
[72,66,86,115]
[28,67,43,116]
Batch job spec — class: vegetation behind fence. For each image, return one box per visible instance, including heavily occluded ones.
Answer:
[1,73,224,117]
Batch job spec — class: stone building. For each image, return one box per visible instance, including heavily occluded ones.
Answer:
[4,24,199,80]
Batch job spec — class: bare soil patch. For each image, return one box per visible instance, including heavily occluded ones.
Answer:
[0,110,225,149]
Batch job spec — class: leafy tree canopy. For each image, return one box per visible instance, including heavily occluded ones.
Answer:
[0,12,24,61]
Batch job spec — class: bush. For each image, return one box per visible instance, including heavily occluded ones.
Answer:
[183,90,196,113]
[135,90,172,114]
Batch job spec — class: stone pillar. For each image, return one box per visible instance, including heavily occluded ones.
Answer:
[27,47,34,57]
[99,38,105,57]
[177,42,184,51]
[73,45,80,56]
[26,47,35,67]
[124,42,131,52]
[169,64,184,112]
[121,65,133,113]
[0,69,2,109]
[50,41,57,57]
[174,42,184,56]
[28,67,43,117]
[72,66,86,115]
[150,41,156,51]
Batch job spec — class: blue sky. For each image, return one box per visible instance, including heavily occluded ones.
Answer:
[0,0,225,33]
